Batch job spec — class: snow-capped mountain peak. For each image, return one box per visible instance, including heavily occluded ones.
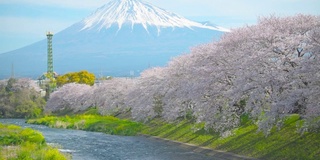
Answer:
[81,0,229,33]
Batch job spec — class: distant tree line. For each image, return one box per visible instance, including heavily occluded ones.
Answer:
[45,15,320,135]
[0,78,46,118]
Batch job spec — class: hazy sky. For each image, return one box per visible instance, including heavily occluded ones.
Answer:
[0,0,319,53]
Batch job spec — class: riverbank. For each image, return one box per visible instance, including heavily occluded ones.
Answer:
[27,114,320,159]
[27,115,143,136]
[140,115,320,159]
[0,122,69,160]
[2,119,227,160]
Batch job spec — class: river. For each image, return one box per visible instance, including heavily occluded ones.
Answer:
[0,119,221,160]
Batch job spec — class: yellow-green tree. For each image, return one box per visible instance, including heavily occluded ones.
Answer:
[56,70,95,87]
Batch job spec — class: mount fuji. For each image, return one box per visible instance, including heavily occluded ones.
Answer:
[0,0,229,79]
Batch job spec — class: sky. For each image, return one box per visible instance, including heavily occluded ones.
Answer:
[0,0,319,53]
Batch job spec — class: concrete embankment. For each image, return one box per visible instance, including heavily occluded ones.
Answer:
[140,134,257,160]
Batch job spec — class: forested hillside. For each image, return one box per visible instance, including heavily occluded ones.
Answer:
[46,14,320,135]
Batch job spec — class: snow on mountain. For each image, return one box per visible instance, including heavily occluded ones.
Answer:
[81,0,230,33]
[0,0,229,79]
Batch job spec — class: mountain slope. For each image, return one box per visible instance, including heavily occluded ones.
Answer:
[81,0,229,33]
[0,0,228,79]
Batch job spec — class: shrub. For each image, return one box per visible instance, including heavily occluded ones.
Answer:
[0,123,68,160]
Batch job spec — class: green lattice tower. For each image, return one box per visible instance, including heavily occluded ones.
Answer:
[45,31,55,96]
[46,32,54,77]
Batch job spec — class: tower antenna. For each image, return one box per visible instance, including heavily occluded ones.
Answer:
[45,31,56,98]
[46,31,54,77]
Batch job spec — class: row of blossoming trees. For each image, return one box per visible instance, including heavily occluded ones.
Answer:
[46,15,320,135]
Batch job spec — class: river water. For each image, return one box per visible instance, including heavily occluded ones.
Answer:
[0,119,218,160]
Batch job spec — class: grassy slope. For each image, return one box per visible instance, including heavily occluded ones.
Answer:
[140,115,320,160]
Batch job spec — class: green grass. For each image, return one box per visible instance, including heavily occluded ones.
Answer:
[81,107,100,115]
[0,123,69,160]
[140,114,320,160]
[51,106,101,117]
[27,115,144,136]
[26,113,320,159]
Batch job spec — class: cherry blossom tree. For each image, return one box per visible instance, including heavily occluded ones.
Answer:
[224,15,320,134]
[91,78,136,115]
[45,83,93,113]
[126,67,168,121]
[44,14,320,135]
[139,14,319,134]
